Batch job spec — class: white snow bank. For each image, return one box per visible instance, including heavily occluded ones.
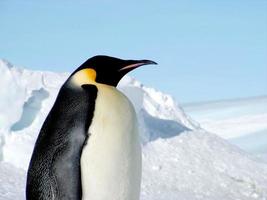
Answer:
[0,60,25,134]
[0,59,267,200]
[0,59,196,169]
[183,96,267,139]
[142,130,267,200]
[1,130,267,200]
[183,97,267,156]
[0,162,25,200]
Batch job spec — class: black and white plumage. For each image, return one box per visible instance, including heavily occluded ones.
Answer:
[26,55,156,200]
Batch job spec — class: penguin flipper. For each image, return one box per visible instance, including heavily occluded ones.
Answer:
[27,84,98,200]
[51,84,98,199]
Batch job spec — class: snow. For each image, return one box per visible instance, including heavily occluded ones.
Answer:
[0,162,25,200]
[183,97,267,156]
[142,131,267,200]
[0,59,267,200]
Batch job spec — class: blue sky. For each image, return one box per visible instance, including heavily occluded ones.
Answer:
[1,0,266,103]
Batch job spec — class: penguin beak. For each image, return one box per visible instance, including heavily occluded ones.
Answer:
[119,60,157,73]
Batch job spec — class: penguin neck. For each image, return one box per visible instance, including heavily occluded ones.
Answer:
[70,68,120,89]
[71,68,97,86]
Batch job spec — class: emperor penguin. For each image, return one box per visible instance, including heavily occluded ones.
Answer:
[26,55,157,200]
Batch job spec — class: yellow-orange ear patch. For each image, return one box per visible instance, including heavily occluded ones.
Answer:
[71,68,97,86]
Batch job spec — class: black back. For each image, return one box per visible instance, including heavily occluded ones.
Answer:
[26,83,97,200]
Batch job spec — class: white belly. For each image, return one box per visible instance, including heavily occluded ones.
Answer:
[81,84,142,200]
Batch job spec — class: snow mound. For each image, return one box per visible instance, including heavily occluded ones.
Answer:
[0,162,25,200]
[0,59,267,200]
[0,59,197,169]
[183,97,267,139]
[119,77,198,143]
[142,130,267,200]
[183,97,267,155]
[1,131,267,200]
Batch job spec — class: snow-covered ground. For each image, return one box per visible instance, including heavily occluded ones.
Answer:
[183,97,267,157]
[0,59,267,200]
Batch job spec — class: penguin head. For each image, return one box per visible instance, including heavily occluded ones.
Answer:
[70,55,157,87]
